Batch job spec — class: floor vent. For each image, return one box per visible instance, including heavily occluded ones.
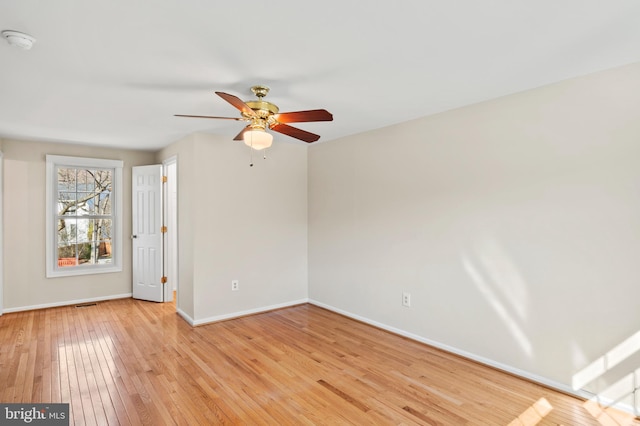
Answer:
[75,303,98,308]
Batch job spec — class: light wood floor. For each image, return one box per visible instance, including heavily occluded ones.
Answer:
[0,298,638,425]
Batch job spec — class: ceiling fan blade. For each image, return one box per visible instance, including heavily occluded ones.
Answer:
[270,123,321,143]
[275,109,333,123]
[233,125,251,141]
[174,114,243,120]
[215,91,256,117]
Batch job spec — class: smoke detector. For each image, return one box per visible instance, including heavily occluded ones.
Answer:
[2,30,36,50]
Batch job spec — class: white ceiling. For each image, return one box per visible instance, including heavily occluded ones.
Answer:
[1,1,640,151]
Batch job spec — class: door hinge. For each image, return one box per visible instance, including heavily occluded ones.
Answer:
[161,226,167,233]
[162,175,167,183]
[161,276,167,284]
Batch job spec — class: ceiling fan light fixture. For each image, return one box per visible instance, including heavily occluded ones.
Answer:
[243,129,273,151]
[2,30,36,50]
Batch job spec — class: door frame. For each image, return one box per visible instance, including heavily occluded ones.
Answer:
[162,156,178,304]
[0,150,3,315]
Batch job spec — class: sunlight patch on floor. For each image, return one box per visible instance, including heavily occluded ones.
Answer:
[507,397,553,426]
[583,397,639,426]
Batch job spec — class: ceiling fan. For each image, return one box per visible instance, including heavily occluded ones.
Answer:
[175,85,333,150]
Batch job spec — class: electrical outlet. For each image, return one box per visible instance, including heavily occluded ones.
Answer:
[402,292,411,307]
[231,280,239,291]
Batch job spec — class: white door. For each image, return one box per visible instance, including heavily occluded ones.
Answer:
[132,165,164,302]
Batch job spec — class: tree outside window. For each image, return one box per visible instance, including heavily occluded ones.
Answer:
[57,168,114,267]
[46,155,123,278]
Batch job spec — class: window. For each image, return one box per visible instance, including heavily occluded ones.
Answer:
[46,155,123,277]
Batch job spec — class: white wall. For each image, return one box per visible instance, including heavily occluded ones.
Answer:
[308,62,640,406]
[159,133,308,324]
[2,139,156,310]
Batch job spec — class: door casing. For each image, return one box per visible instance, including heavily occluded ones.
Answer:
[163,156,178,303]
[0,151,3,315]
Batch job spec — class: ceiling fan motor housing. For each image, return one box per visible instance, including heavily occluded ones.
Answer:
[244,100,279,119]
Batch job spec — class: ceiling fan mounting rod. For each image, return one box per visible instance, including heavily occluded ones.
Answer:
[251,85,270,99]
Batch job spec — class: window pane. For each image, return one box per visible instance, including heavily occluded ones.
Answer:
[78,192,112,215]
[77,169,94,192]
[93,169,112,192]
[58,219,77,244]
[98,192,112,215]
[57,168,76,192]
[78,242,93,264]
[77,242,112,265]
[73,219,113,265]
[98,240,113,264]
[58,192,77,216]
[69,169,113,216]
[79,193,96,216]
[76,219,91,243]
[79,169,113,193]
[98,219,113,240]
[57,244,77,267]
[75,192,94,216]
[75,219,112,241]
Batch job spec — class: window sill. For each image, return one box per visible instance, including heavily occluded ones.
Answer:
[46,264,122,278]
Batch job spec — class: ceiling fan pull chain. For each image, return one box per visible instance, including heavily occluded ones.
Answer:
[263,148,267,160]
[249,141,254,167]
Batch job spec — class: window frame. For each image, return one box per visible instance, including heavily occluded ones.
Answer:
[46,155,123,278]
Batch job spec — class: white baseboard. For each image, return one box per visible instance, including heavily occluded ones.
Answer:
[308,299,638,417]
[192,298,309,326]
[2,293,133,313]
[176,308,195,326]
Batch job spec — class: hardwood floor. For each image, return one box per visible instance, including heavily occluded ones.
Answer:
[0,298,638,425]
